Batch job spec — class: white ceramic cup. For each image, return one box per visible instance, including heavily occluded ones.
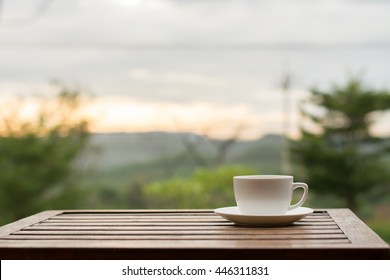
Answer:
[233,175,308,215]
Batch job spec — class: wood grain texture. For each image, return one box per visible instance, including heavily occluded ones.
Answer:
[0,209,388,260]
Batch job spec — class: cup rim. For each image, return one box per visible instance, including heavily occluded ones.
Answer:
[234,175,293,180]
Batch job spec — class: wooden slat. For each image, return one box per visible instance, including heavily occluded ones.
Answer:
[51,214,222,219]
[2,235,350,244]
[51,213,331,219]
[27,225,340,231]
[4,234,348,241]
[54,210,214,216]
[40,218,334,223]
[34,221,233,228]
[37,221,334,226]
[38,221,333,227]
[42,218,227,222]
[13,229,344,235]
[13,229,343,236]
[31,221,339,227]
[289,222,336,226]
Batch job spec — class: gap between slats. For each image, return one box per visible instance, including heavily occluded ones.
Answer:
[38,221,335,226]
[15,228,344,235]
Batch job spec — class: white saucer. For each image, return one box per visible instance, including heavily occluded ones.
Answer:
[214,206,313,226]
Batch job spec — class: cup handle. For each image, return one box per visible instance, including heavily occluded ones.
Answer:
[288,182,308,211]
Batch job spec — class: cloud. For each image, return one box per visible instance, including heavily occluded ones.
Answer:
[1,0,389,45]
[128,68,232,88]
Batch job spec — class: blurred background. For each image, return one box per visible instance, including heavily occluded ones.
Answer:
[0,0,389,242]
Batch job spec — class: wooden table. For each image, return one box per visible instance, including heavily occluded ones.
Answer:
[0,209,388,259]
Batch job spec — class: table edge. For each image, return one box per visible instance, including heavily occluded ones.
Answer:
[327,208,389,248]
[0,211,63,238]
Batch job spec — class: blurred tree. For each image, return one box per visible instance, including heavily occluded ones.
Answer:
[143,165,255,209]
[292,78,390,211]
[0,84,90,225]
[174,117,251,169]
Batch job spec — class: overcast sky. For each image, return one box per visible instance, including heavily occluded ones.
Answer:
[0,0,389,138]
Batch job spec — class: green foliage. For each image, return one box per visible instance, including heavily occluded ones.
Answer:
[367,221,390,244]
[0,85,90,225]
[143,165,256,209]
[292,78,390,211]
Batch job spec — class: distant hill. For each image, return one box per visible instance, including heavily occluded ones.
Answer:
[85,132,187,169]
[81,132,283,174]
